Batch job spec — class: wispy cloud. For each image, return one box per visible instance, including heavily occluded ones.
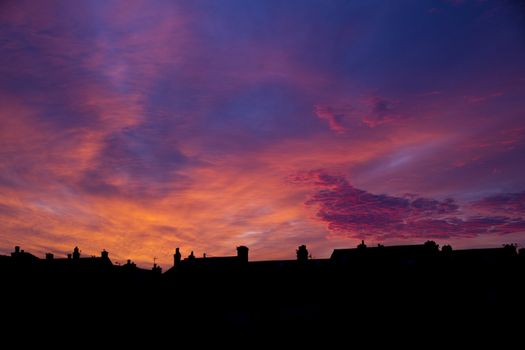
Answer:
[314,105,348,133]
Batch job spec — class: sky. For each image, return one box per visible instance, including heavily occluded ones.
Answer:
[0,0,524,268]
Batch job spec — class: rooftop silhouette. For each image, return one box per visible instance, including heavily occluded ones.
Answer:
[1,241,524,342]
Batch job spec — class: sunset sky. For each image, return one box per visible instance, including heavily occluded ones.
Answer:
[1,0,524,267]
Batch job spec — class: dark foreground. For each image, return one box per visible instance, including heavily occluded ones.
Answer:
[2,243,524,343]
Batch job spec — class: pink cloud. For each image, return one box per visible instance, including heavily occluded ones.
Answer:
[362,96,399,127]
[471,191,525,216]
[315,95,403,131]
[292,170,525,240]
[314,105,347,133]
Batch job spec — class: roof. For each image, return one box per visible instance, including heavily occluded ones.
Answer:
[11,251,40,261]
[42,256,113,273]
[450,247,515,261]
[179,256,241,268]
[331,244,428,259]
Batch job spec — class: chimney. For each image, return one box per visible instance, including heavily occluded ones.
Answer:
[73,247,80,260]
[14,246,20,254]
[101,250,109,259]
[188,251,195,260]
[296,245,308,262]
[45,253,54,260]
[174,247,181,267]
[237,246,249,263]
[67,253,72,259]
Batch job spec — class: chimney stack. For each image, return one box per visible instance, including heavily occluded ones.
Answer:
[296,245,309,262]
[174,247,181,267]
[237,246,249,263]
[73,247,80,260]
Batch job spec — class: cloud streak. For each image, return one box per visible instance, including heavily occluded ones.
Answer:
[314,105,347,133]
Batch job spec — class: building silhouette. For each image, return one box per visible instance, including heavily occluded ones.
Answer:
[0,240,523,341]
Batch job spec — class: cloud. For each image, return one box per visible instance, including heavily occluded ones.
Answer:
[78,121,193,197]
[314,105,347,133]
[314,95,402,131]
[362,96,398,128]
[293,170,525,240]
[472,191,525,215]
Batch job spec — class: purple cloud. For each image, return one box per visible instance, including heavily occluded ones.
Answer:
[472,191,525,215]
[314,105,347,133]
[362,96,399,128]
[314,95,403,132]
[293,170,525,240]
